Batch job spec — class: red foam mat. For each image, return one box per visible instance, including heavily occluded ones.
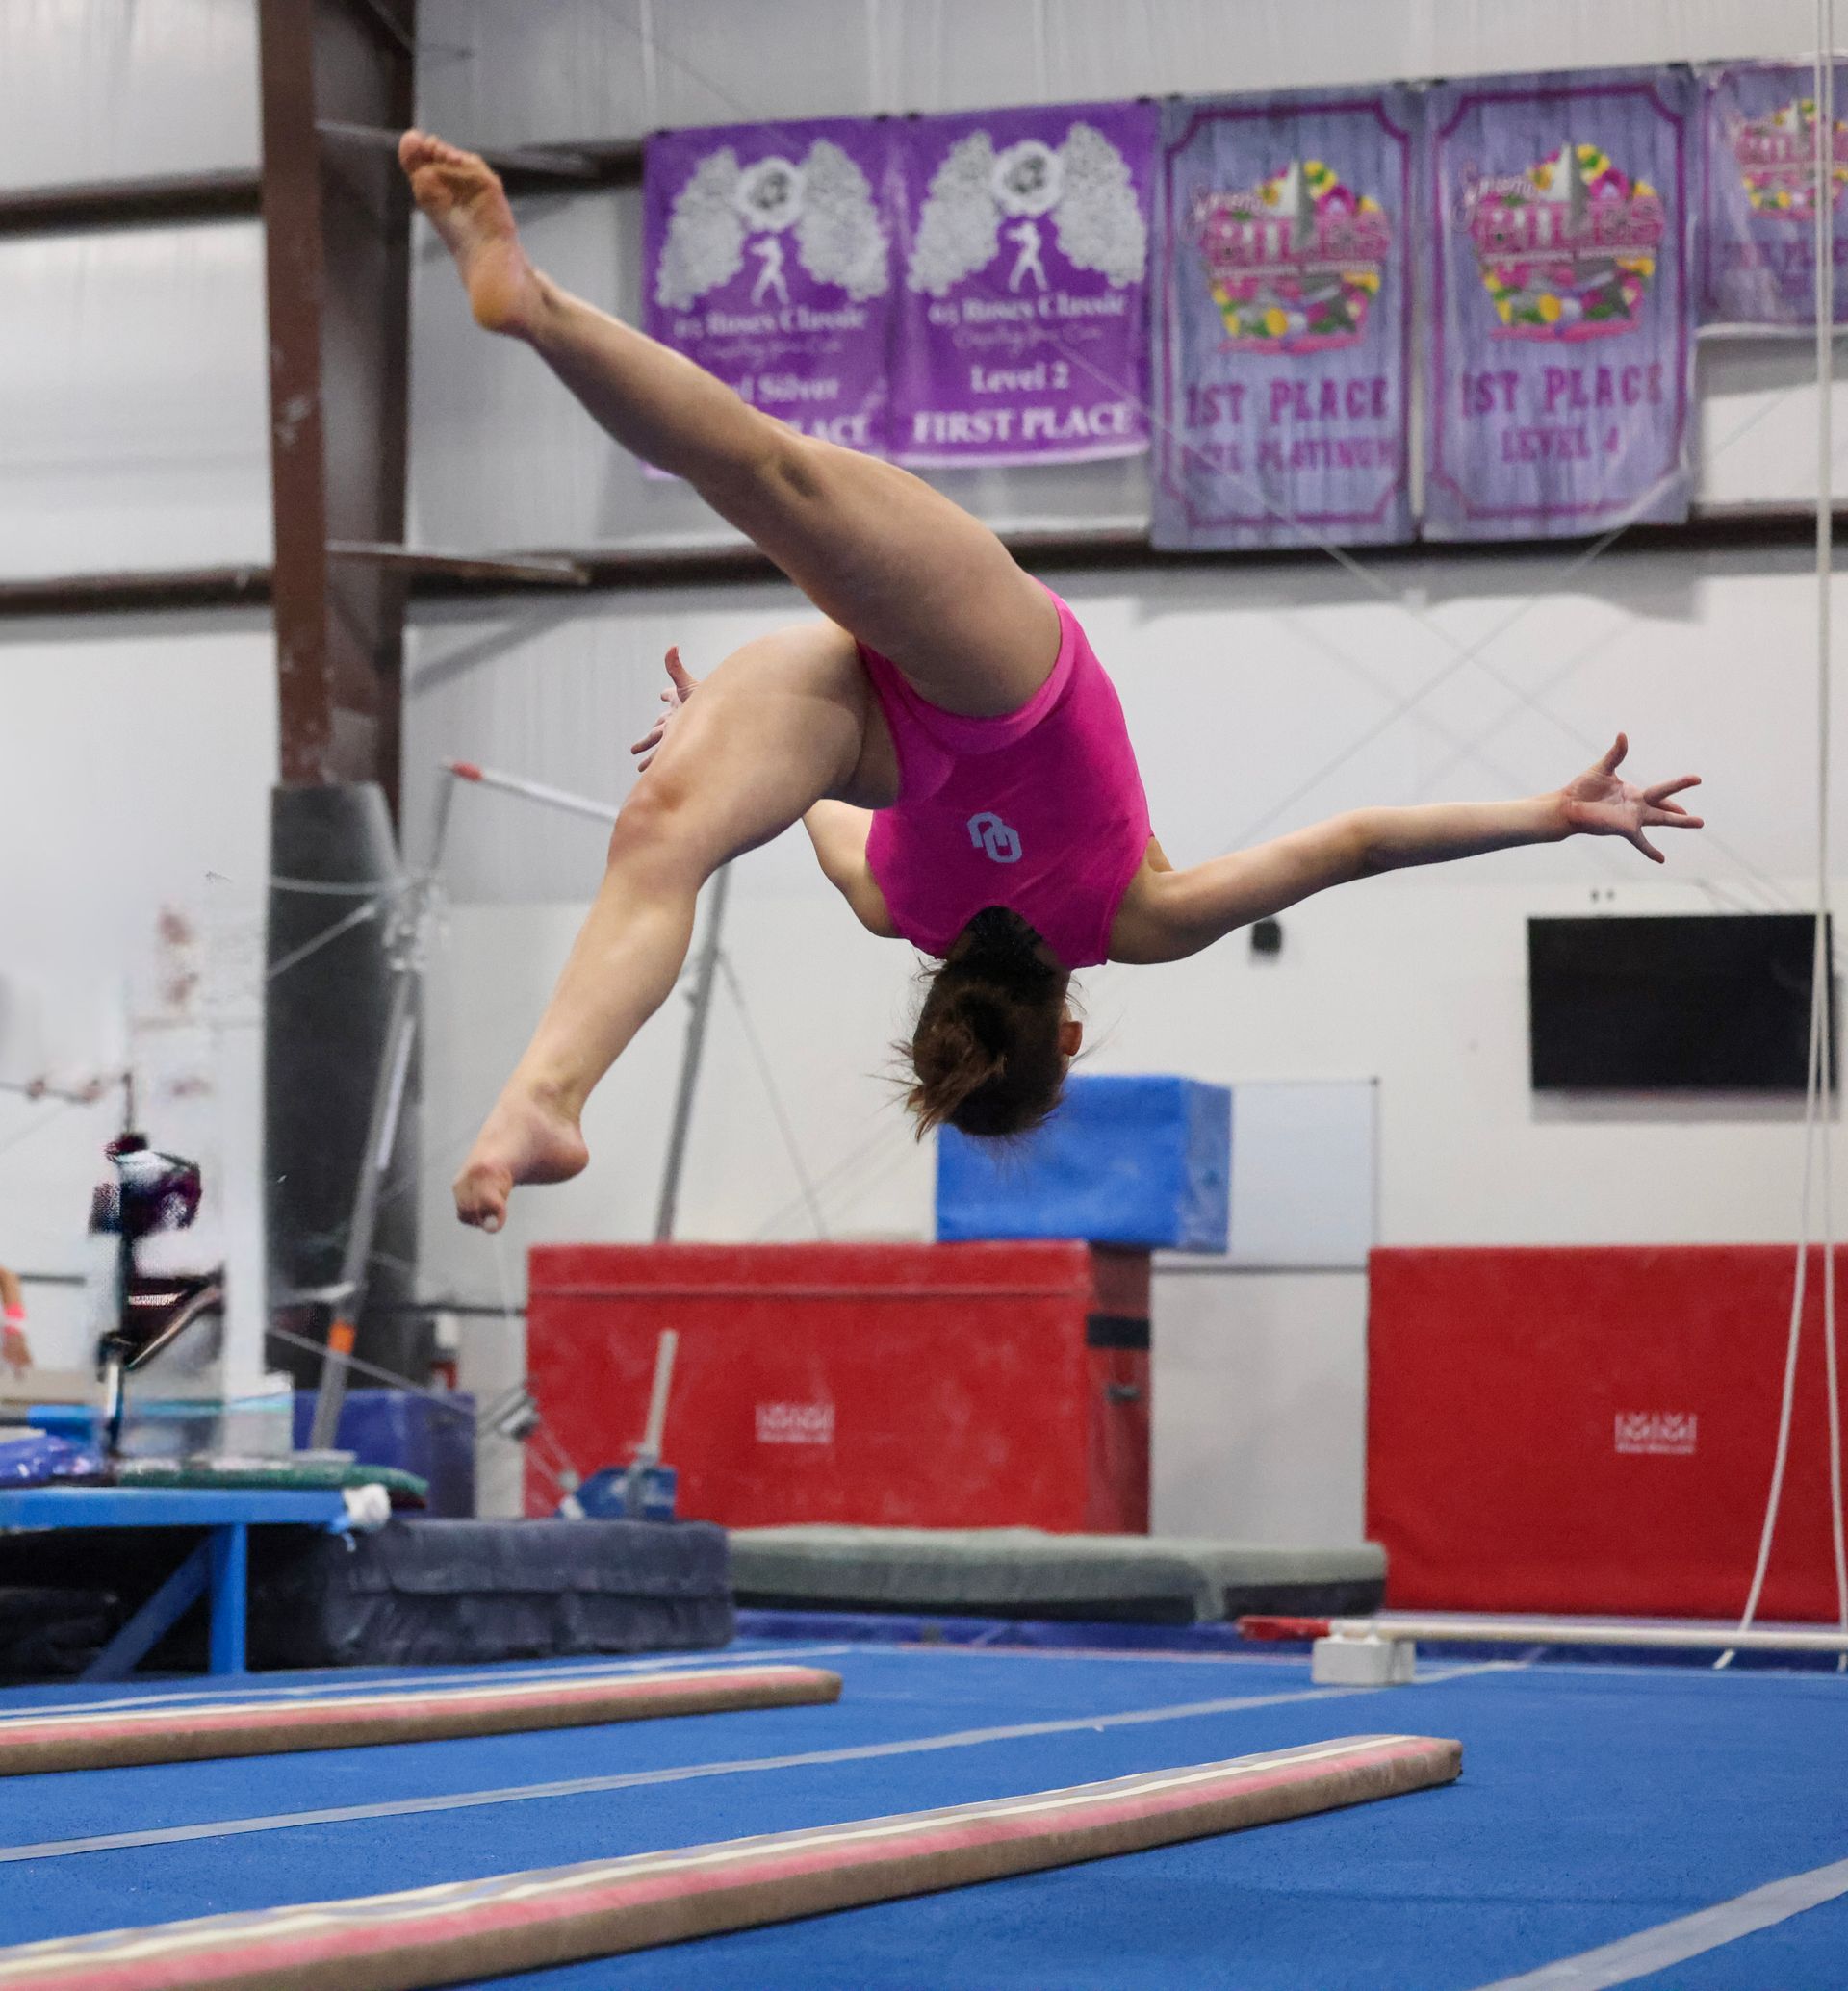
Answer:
[0,1735,1459,1990]
[1368,1244,1848,1619]
[0,1665,842,1777]
[526,1241,1149,1530]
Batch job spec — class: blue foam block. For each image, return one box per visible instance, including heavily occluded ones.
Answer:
[936,1073,1231,1252]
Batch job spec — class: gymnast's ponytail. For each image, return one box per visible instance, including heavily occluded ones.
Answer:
[904,907,1075,1140]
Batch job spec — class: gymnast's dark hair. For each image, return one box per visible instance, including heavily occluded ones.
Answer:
[904,906,1072,1140]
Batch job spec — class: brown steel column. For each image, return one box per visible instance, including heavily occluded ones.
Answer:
[258,0,416,813]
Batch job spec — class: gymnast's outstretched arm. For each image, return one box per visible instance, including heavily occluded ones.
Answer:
[452,625,873,1231]
[1112,736,1703,966]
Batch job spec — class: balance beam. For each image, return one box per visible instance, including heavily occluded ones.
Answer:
[0,1733,1459,1990]
[0,1664,841,1776]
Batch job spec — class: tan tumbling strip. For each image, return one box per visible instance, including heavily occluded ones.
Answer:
[0,1733,1460,1990]
[0,1665,842,1776]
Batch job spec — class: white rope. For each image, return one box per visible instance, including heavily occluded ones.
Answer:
[265,898,380,983]
[1723,935,1827,1667]
[269,875,405,897]
[716,953,830,1238]
[1816,21,1848,1667]
[1725,14,1845,1668]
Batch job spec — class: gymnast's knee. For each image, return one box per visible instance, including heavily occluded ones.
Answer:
[604,775,712,890]
[729,424,829,512]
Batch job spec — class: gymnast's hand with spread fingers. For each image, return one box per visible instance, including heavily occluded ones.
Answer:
[1557,733,1704,865]
[630,647,702,772]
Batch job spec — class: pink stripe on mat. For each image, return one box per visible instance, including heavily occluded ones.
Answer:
[0,1666,842,1776]
[0,1733,1461,1991]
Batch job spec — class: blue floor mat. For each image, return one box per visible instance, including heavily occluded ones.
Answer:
[5,1646,1847,1989]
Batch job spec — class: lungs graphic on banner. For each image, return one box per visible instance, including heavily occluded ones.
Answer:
[643,118,897,456]
[1152,89,1418,549]
[1422,68,1697,540]
[890,102,1158,466]
[1700,63,1848,328]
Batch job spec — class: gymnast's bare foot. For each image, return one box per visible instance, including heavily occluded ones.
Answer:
[398,128,543,337]
[453,1083,589,1232]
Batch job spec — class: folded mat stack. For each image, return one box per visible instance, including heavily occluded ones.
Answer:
[728,1527,1385,1624]
[249,1518,734,1668]
[0,1517,733,1674]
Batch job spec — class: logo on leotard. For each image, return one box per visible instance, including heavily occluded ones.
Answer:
[967,811,1022,864]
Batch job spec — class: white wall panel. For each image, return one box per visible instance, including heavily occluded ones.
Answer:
[1223,1080,1376,1270]
[414,0,655,147]
[408,548,1835,906]
[0,613,275,1375]
[0,0,258,187]
[419,0,881,143]
[1016,0,1814,106]
[0,222,270,577]
[1149,1270,1368,1546]
[407,192,735,553]
[1698,343,1848,510]
[422,0,1818,142]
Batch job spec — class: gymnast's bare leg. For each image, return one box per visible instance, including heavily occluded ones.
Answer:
[401,133,1057,1227]
[398,131,1054,710]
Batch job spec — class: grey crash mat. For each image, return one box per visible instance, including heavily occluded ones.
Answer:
[728,1526,1385,1624]
[250,1518,734,1668]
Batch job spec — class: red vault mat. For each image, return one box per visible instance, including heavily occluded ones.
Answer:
[526,1240,1150,1531]
[1369,1244,1848,1620]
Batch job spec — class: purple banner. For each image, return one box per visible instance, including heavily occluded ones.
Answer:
[889,101,1157,466]
[1152,89,1417,550]
[644,118,896,454]
[1423,68,1696,540]
[1700,64,1848,328]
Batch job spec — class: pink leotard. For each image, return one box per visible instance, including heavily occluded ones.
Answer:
[860,588,1152,970]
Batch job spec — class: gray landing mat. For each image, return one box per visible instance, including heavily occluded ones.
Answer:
[728,1527,1385,1624]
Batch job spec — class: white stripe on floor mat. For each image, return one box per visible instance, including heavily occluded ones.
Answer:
[0,1663,1505,1864]
[1,1646,860,1723]
[1474,1854,1848,1990]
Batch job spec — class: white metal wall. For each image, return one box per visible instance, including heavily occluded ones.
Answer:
[0,0,258,189]
[0,3,272,1374]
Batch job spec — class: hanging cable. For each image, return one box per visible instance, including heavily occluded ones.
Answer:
[1814,16,1848,1666]
[716,954,830,1238]
[0,1096,79,1161]
[1725,11,1844,1667]
[265,897,382,983]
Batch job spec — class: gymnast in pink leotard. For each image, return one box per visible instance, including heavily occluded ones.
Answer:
[859,588,1151,976]
[399,130,1704,1230]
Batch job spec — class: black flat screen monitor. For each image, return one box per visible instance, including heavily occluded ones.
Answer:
[1527,913,1834,1092]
